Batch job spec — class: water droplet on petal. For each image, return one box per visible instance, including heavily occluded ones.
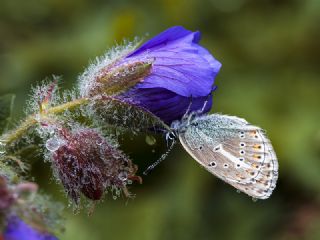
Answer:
[46,137,65,152]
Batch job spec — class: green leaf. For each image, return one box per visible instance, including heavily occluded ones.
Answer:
[0,94,15,134]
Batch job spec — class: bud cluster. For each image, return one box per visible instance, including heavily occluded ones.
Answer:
[47,127,139,204]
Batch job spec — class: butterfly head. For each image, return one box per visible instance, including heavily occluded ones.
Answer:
[170,111,201,134]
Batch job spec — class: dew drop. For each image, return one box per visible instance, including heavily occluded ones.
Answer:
[113,195,117,200]
[118,171,128,181]
[236,189,241,194]
[145,135,156,146]
[96,138,103,146]
[45,137,65,152]
[115,189,121,196]
[113,72,120,77]
[252,197,258,202]
[0,139,7,157]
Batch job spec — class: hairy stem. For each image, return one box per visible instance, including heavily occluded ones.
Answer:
[0,96,170,146]
[1,98,89,145]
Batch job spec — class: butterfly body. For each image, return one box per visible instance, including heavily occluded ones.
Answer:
[171,113,278,199]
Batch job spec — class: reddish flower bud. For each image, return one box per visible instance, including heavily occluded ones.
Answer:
[48,128,138,204]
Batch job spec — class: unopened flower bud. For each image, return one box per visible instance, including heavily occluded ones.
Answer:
[83,59,152,97]
[50,128,138,204]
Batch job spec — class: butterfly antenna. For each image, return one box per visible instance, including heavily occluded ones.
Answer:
[143,138,177,175]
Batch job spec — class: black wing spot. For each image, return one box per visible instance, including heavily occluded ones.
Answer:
[208,161,216,167]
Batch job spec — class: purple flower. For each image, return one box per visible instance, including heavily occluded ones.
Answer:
[121,26,222,123]
[80,26,221,125]
[3,216,57,240]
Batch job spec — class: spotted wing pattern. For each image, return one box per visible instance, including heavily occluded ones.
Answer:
[178,114,278,199]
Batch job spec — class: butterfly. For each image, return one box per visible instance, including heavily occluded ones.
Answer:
[145,113,278,199]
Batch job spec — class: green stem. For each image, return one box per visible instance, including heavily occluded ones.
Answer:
[0,96,171,146]
[1,98,89,145]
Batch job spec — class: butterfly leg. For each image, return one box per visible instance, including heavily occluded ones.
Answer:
[181,95,194,121]
[200,91,213,113]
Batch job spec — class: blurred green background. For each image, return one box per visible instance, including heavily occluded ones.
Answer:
[1,0,320,239]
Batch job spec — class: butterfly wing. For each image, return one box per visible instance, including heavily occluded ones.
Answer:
[178,114,278,199]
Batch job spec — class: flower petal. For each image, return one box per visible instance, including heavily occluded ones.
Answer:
[128,26,194,56]
[3,217,58,240]
[126,26,221,97]
[124,87,213,124]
